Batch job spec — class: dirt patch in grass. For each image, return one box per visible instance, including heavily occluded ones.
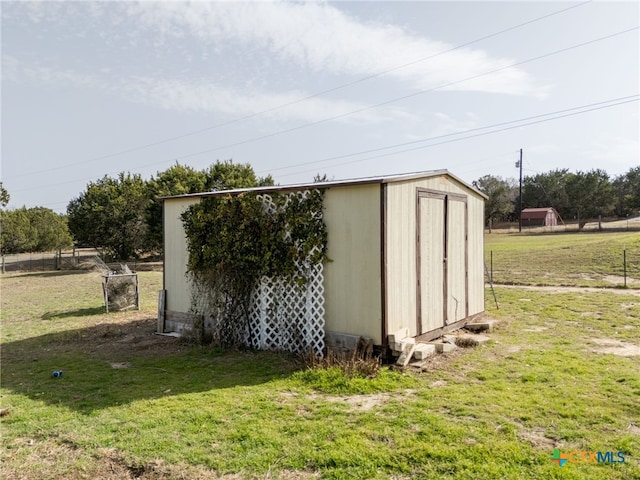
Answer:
[110,362,133,369]
[620,302,639,310]
[602,274,640,287]
[428,380,447,388]
[522,326,547,332]
[499,285,640,296]
[315,392,396,411]
[589,338,640,357]
[516,426,558,450]
[281,389,417,412]
[345,389,416,410]
[412,347,466,372]
[64,314,185,359]
[0,438,319,480]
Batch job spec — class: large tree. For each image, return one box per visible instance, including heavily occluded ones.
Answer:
[145,163,208,253]
[0,208,30,254]
[144,160,275,253]
[521,169,573,221]
[613,166,640,217]
[0,181,9,208]
[565,169,615,230]
[472,175,516,231]
[27,207,74,252]
[206,159,274,191]
[67,173,149,260]
[0,207,72,254]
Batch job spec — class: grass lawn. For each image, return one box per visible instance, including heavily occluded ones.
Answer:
[485,231,640,288]
[1,268,639,479]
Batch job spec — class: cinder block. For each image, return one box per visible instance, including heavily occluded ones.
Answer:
[409,359,427,368]
[388,327,410,345]
[413,343,436,360]
[431,342,456,353]
[391,336,415,352]
[465,320,498,333]
[325,331,362,352]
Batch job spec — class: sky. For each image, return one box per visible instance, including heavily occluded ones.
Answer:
[2,0,639,213]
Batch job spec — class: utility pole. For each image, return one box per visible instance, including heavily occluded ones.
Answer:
[515,148,523,233]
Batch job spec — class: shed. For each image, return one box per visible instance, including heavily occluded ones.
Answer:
[160,170,486,353]
[521,207,559,227]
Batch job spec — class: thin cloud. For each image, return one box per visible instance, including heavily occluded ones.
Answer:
[123,76,413,124]
[3,55,409,124]
[1,55,99,89]
[126,1,542,96]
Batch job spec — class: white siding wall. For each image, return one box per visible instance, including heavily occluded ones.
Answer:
[163,197,200,313]
[323,184,382,344]
[385,176,485,338]
[385,183,417,337]
[466,193,485,315]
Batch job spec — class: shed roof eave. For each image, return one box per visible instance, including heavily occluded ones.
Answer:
[160,169,488,201]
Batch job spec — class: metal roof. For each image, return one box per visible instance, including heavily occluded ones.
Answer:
[521,207,559,219]
[161,169,488,200]
[521,207,557,212]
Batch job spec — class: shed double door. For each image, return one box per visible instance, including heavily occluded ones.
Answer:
[416,189,468,335]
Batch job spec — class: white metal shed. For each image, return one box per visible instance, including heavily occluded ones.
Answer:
[160,170,486,350]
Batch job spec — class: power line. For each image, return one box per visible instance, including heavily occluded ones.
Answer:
[4,1,593,180]
[258,95,639,175]
[57,22,635,177]
[275,97,639,179]
[123,25,640,167]
[12,94,638,195]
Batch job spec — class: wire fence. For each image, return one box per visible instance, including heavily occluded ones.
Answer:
[4,242,638,290]
[490,216,640,234]
[1,249,95,273]
[1,249,161,274]
[486,246,640,288]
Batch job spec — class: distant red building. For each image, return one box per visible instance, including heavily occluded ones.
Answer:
[521,207,559,227]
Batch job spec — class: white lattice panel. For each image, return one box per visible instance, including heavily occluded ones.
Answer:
[246,192,325,356]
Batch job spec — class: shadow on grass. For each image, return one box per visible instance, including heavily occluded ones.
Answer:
[42,307,106,320]
[1,318,300,414]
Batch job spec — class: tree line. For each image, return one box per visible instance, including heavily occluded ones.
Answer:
[0,161,273,257]
[473,167,640,230]
[1,163,638,258]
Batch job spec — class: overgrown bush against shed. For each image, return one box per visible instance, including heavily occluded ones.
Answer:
[178,190,327,355]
